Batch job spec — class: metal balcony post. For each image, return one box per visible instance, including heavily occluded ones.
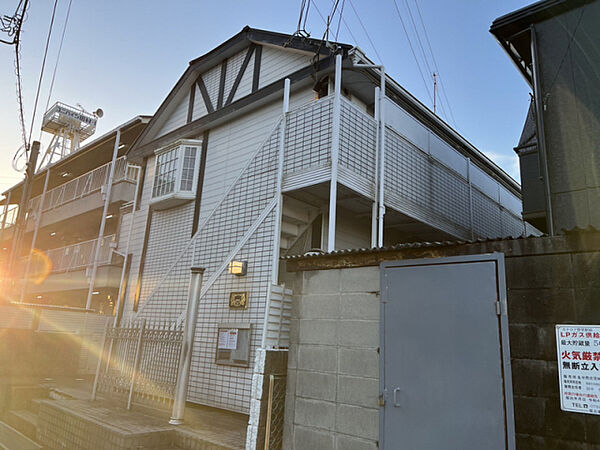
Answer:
[170,267,204,425]
[327,53,342,252]
[86,129,120,310]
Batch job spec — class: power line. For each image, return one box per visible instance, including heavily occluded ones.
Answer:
[9,0,29,149]
[347,0,384,64]
[39,0,73,141]
[313,0,360,46]
[334,0,346,41]
[412,0,457,126]
[27,0,59,150]
[391,0,432,103]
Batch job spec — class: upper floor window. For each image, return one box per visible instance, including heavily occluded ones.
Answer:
[150,139,202,209]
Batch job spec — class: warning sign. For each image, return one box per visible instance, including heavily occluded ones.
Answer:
[556,325,600,415]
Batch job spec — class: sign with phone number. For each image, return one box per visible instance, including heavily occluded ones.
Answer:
[556,325,600,415]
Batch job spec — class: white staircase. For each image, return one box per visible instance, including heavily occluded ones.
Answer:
[279,197,320,255]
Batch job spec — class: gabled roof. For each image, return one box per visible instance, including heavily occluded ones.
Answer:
[490,0,594,83]
[128,26,352,154]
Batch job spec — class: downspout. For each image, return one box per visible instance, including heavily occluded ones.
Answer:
[530,25,554,235]
[354,63,386,247]
[86,129,121,310]
[113,164,142,326]
[20,168,50,302]
[271,78,290,284]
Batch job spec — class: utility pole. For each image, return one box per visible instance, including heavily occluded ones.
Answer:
[8,141,40,298]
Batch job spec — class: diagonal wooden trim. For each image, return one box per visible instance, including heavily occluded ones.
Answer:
[225,45,256,107]
[217,60,227,110]
[252,45,262,92]
[187,82,196,123]
[196,76,215,114]
[135,54,338,155]
[191,131,209,236]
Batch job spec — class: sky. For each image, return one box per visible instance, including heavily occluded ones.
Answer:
[0,0,534,194]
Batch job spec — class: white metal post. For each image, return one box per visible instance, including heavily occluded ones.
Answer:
[271,78,290,284]
[20,168,51,302]
[371,87,380,248]
[327,54,342,253]
[86,129,121,310]
[170,267,204,425]
[354,64,386,247]
[377,70,386,248]
[467,158,475,241]
[113,166,142,327]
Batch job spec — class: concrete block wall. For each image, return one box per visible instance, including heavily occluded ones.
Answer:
[283,232,600,449]
[283,266,380,450]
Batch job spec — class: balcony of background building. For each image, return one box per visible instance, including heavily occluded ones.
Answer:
[17,234,122,310]
[0,157,139,246]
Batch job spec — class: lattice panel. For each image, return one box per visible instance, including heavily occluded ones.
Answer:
[339,99,377,180]
[385,126,521,239]
[137,203,195,321]
[188,211,277,413]
[472,187,502,238]
[283,97,332,174]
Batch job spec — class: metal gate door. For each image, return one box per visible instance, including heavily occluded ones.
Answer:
[380,254,515,450]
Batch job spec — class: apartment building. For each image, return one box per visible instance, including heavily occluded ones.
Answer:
[0,114,149,313]
[118,27,537,416]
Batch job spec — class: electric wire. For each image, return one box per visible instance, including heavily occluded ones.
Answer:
[40,0,73,141]
[401,0,449,119]
[347,0,384,64]
[27,0,59,150]
[391,0,432,103]
[413,0,457,126]
[334,0,346,41]
[14,0,29,152]
[313,1,359,46]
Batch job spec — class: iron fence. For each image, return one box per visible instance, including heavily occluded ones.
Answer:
[93,320,183,409]
[264,374,286,450]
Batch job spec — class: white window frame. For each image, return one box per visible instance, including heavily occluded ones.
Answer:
[150,139,202,209]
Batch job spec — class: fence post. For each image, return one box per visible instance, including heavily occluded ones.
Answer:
[91,321,111,401]
[127,318,146,410]
[170,267,204,425]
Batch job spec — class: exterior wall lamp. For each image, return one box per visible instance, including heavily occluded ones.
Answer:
[228,260,247,276]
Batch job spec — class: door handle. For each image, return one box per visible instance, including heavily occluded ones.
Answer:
[393,387,401,407]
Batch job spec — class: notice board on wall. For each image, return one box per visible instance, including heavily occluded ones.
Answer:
[556,324,600,415]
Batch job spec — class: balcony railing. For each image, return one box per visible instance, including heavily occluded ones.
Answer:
[29,156,139,215]
[27,234,117,274]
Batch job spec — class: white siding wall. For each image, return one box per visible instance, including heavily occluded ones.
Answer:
[231,52,255,103]
[123,157,155,317]
[156,94,189,138]
[198,88,315,226]
[258,45,313,89]
[202,64,221,108]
